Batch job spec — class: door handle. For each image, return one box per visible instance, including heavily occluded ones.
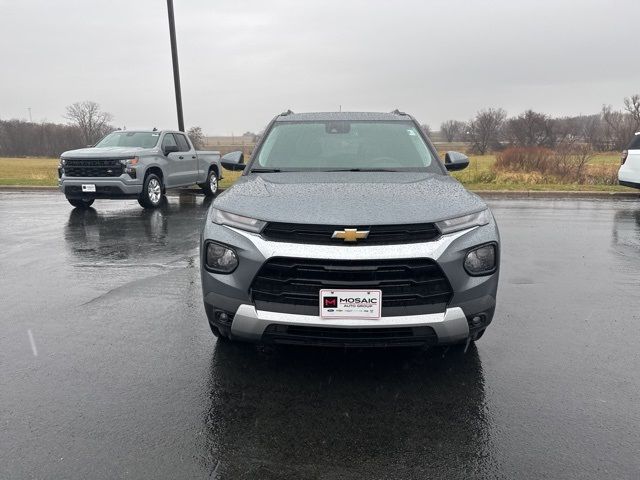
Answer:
[192,155,196,159]
[178,156,184,159]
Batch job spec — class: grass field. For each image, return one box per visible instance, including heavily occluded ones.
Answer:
[0,153,631,192]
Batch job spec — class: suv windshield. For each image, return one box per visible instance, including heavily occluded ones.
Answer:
[252,121,441,172]
[95,132,160,148]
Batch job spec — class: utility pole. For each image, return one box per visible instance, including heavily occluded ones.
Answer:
[27,107,32,123]
[166,0,184,132]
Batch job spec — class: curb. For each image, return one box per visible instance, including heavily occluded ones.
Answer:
[0,185,638,199]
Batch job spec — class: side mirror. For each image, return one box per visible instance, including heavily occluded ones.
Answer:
[221,151,246,171]
[163,145,179,156]
[444,151,469,171]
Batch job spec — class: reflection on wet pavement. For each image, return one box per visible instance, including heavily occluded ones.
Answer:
[1,193,640,479]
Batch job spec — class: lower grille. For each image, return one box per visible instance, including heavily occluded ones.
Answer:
[251,257,453,316]
[262,324,438,347]
[63,158,124,177]
[64,185,127,198]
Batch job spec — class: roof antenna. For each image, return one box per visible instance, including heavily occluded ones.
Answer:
[391,109,406,116]
[280,109,294,116]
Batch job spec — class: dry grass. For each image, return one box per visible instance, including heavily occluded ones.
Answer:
[450,152,627,191]
[0,157,59,186]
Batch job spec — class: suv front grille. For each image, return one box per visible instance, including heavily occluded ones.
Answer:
[63,158,125,177]
[251,257,453,316]
[261,222,440,245]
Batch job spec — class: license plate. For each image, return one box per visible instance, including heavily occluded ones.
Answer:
[81,184,96,192]
[320,289,382,319]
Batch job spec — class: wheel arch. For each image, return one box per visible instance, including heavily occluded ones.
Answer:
[144,165,165,191]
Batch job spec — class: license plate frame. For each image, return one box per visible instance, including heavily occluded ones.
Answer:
[81,184,96,193]
[319,289,382,320]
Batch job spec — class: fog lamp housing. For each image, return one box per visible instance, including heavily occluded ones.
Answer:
[464,243,497,276]
[204,241,238,273]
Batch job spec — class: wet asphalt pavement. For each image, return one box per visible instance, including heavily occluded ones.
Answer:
[1,191,639,479]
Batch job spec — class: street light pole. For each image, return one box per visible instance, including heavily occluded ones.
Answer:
[166,0,184,132]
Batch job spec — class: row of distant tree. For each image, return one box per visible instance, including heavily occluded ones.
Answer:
[426,94,640,154]
[0,101,205,157]
[2,95,640,157]
[0,101,114,157]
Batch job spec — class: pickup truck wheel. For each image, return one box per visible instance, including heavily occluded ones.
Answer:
[201,170,219,197]
[67,198,95,209]
[138,173,164,208]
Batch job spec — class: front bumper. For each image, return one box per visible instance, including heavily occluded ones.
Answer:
[59,176,143,199]
[229,304,469,345]
[201,210,500,346]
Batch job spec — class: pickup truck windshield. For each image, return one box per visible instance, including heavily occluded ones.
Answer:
[252,121,441,172]
[95,132,160,148]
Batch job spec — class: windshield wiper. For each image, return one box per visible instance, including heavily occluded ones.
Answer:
[250,168,282,173]
[324,168,399,172]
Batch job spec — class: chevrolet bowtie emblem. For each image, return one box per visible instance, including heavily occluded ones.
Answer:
[332,228,370,242]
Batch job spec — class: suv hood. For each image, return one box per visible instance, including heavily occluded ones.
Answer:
[213,172,487,225]
[61,146,153,158]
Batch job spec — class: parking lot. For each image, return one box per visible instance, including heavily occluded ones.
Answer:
[1,191,639,479]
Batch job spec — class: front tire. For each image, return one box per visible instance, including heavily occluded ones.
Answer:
[200,169,219,197]
[67,197,94,209]
[138,173,164,209]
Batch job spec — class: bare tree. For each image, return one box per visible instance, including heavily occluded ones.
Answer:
[64,101,113,146]
[580,115,605,150]
[601,105,635,150]
[467,108,506,154]
[440,120,465,142]
[187,126,205,149]
[623,94,640,131]
[505,110,555,148]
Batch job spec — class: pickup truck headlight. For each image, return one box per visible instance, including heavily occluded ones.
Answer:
[204,241,238,273]
[212,208,266,233]
[119,157,139,178]
[436,209,490,234]
[119,157,139,166]
[464,243,497,276]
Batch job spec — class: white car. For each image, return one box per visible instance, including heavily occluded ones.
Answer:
[619,132,640,189]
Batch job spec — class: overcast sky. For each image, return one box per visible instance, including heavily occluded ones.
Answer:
[1,0,639,135]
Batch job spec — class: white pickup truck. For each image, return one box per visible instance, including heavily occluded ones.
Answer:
[58,130,223,209]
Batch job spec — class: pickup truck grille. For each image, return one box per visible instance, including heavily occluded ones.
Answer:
[63,158,124,177]
[251,257,453,316]
[261,222,440,245]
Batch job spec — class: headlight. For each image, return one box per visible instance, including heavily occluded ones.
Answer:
[436,209,490,234]
[464,243,497,276]
[59,158,66,167]
[212,208,266,233]
[119,157,139,166]
[204,241,238,273]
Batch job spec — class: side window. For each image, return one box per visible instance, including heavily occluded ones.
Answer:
[175,134,191,152]
[162,133,178,149]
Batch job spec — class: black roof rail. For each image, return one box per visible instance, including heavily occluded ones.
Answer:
[280,109,294,116]
[390,109,407,116]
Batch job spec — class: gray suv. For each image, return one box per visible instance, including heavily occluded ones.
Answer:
[200,111,500,347]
